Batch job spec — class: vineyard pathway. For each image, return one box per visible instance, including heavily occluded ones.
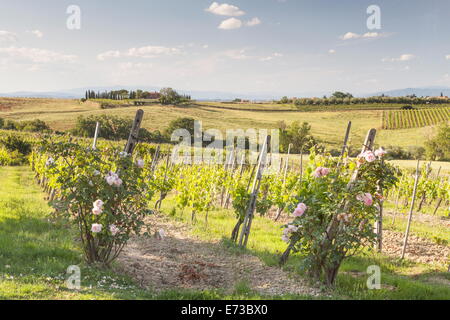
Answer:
[116,213,322,297]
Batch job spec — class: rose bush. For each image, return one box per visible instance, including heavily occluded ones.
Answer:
[30,138,154,265]
[282,149,397,286]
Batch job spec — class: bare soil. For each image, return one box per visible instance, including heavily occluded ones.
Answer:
[382,229,449,267]
[116,213,322,297]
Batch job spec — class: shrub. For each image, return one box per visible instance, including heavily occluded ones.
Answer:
[33,140,154,265]
[425,124,450,161]
[71,115,133,141]
[282,149,397,286]
[0,134,32,155]
[278,121,317,154]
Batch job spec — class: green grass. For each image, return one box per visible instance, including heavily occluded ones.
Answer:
[159,196,450,300]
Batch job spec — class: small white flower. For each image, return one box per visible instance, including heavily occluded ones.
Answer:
[136,159,145,168]
[45,157,55,166]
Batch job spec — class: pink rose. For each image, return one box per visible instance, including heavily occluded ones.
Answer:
[313,167,330,178]
[113,178,123,187]
[93,200,104,209]
[375,148,387,158]
[91,223,102,233]
[363,151,376,163]
[109,224,119,236]
[293,203,307,217]
[92,207,102,215]
[356,193,373,206]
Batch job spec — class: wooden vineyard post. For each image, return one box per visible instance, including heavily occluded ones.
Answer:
[337,121,352,169]
[238,135,270,248]
[375,157,384,252]
[124,109,144,155]
[92,122,100,150]
[401,160,420,260]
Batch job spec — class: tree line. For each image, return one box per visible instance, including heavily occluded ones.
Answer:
[278,92,450,106]
[84,88,191,104]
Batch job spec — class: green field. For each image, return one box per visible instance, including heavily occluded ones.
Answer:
[0,98,445,151]
[383,107,450,130]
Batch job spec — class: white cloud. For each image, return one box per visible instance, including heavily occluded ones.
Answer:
[246,17,261,27]
[399,54,415,61]
[126,46,181,58]
[119,62,153,70]
[340,32,360,40]
[0,30,17,43]
[203,44,209,49]
[218,18,243,30]
[446,55,450,60]
[97,50,121,61]
[97,46,181,60]
[328,49,336,54]
[382,54,416,62]
[260,52,283,62]
[0,46,77,63]
[206,2,245,16]
[340,31,387,40]
[31,30,44,38]
[362,32,379,38]
[223,49,249,60]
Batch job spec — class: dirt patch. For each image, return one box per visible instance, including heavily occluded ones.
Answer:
[116,214,321,297]
[382,230,449,267]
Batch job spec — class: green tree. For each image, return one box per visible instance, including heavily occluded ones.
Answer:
[425,124,450,161]
[278,121,316,153]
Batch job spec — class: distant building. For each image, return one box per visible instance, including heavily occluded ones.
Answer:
[142,91,161,99]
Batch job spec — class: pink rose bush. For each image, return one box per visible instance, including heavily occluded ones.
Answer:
[31,139,155,265]
[281,149,398,286]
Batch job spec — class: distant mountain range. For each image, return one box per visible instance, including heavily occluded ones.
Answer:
[1,86,450,100]
[367,86,450,98]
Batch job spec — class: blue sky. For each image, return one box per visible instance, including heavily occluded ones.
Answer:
[0,0,450,96]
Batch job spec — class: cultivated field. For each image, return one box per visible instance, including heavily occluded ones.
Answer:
[0,98,446,150]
